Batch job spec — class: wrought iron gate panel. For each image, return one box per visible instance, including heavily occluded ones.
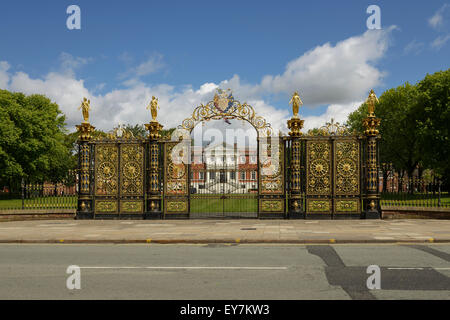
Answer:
[259,137,286,215]
[93,141,145,216]
[119,143,145,214]
[306,139,332,215]
[188,143,259,219]
[304,137,362,216]
[94,143,119,214]
[333,139,361,215]
[163,141,189,215]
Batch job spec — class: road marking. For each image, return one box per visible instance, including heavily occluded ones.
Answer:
[388,267,424,270]
[387,267,450,270]
[79,266,288,270]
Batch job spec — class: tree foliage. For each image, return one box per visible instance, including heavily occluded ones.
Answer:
[0,90,74,189]
[347,69,450,184]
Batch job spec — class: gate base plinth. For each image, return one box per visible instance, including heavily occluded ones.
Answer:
[288,212,305,219]
[75,212,93,220]
[333,214,362,220]
[305,214,332,220]
[364,210,381,219]
[144,212,162,219]
[164,213,189,219]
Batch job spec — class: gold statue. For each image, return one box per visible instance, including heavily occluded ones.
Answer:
[366,89,379,117]
[289,91,303,118]
[78,97,91,123]
[147,96,160,122]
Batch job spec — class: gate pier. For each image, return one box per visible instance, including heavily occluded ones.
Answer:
[145,121,163,219]
[75,121,95,219]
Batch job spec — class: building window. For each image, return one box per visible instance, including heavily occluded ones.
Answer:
[230,171,235,180]
[250,156,257,163]
[240,172,246,180]
[251,171,256,180]
[240,156,246,164]
[199,172,204,180]
[210,171,216,180]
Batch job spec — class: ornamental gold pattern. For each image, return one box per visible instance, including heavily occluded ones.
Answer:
[120,144,144,196]
[335,199,359,213]
[120,201,143,213]
[166,200,188,213]
[259,139,284,195]
[179,90,273,137]
[95,200,117,213]
[260,199,284,212]
[307,199,331,213]
[95,144,119,196]
[334,140,360,195]
[306,141,332,195]
[165,142,188,195]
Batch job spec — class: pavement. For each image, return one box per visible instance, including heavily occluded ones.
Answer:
[0,219,449,243]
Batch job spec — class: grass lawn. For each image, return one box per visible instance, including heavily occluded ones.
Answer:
[190,194,258,213]
[0,196,77,210]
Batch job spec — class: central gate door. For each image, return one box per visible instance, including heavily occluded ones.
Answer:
[189,144,258,218]
[92,139,145,217]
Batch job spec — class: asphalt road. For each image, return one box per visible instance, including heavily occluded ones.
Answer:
[0,244,449,300]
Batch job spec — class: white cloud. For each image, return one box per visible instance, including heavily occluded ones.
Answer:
[0,28,393,134]
[302,101,363,131]
[429,4,449,29]
[431,34,450,49]
[259,28,394,106]
[119,53,165,81]
[59,52,92,76]
[403,39,425,55]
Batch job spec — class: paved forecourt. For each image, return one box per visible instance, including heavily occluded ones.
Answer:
[0,219,449,243]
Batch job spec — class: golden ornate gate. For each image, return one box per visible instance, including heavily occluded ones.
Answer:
[76,88,381,219]
[91,132,146,217]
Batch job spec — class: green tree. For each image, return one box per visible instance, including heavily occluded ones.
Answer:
[414,70,450,182]
[124,124,147,138]
[0,90,73,190]
[347,83,422,178]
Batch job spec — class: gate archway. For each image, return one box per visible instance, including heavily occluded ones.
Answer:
[162,89,286,218]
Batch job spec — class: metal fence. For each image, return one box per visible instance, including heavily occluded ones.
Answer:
[380,177,448,208]
[0,182,77,211]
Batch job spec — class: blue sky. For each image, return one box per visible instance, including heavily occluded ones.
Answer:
[0,0,449,132]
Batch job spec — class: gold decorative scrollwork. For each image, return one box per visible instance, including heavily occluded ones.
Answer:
[335,199,359,213]
[95,144,118,195]
[166,200,188,213]
[179,90,274,137]
[307,199,331,213]
[335,140,360,195]
[259,139,284,194]
[165,142,188,195]
[120,144,144,196]
[307,141,331,195]
[260,199,284,212]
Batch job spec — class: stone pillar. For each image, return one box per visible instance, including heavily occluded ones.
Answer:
[75,122,95,219]
[363,90,381,219]
[287,116,304,218]
[145,121,163,219]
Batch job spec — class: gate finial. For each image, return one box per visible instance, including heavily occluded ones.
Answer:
[363,89,381,136]
[287,91,304,137]
[147,96,160,122]
[289,91,303,119]
[78,97,91,123]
